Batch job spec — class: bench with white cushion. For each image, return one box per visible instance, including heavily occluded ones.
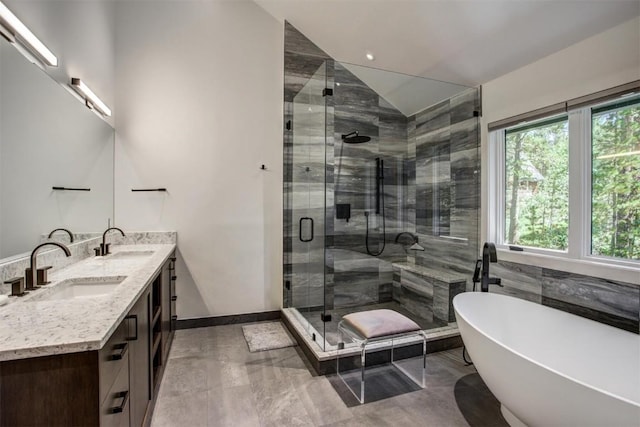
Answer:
[336,309,427,403]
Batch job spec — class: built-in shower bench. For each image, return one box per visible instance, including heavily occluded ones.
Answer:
[391,263,467,324]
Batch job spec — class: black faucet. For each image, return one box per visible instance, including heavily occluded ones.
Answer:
[47,228,74,243]
[27,242,71,290]
[100,227,125,256]
[481,242,502,292]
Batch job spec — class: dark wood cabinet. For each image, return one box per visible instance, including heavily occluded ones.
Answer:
[161,258,171,358]
[127,289,150,427]
[0,352,101,426]
[0,254,175,427]
[150,253,176,393]
[161,255,176,359]
[100,355,131,427]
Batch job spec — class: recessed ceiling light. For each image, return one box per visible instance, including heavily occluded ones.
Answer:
[365,52,375,61]
[336,82,341,86]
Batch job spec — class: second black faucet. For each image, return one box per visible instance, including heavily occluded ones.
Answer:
[98,227,126,256]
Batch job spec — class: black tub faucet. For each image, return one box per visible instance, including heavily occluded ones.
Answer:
[481,242,502,292]
[100,227,125,256]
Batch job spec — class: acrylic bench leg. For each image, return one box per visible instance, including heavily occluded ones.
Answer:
[422,334,427,387]
[359,343,366,403]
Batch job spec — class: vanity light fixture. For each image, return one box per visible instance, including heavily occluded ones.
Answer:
[70,78,112,117]
[0,1,58,66]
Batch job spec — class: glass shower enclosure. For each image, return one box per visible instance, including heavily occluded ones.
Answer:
[290,62,329,344]
[285,57,481,352]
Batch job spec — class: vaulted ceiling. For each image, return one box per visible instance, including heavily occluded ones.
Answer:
[256,0,640,87]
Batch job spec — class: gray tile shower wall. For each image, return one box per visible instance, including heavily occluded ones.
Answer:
[491,261,639,333]
[410,88,481,277]
[332,63,409,308]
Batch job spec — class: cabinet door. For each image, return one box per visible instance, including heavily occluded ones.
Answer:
[127,289,151,427]
[100,358,130,427]
[161,257,172,358]
[169,255,177,332]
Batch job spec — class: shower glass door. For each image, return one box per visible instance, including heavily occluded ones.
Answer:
[290,62,327,350]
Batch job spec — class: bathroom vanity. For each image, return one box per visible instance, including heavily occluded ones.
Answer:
[0,244,176,426]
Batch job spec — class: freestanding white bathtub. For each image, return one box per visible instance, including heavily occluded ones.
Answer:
[453,292,640,427]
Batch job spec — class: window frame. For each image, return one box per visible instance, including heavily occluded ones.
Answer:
[488,95,640,283]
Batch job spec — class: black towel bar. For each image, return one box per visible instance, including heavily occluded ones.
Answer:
[52,186,90,191]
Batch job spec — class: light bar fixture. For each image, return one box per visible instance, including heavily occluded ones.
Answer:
[0,1,57,66]
[70,78,112,117]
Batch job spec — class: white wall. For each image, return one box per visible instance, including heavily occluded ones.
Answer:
[114,1,283,319]
[480,16,640,248]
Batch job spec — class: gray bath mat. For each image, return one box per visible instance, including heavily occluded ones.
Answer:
[242,322,297,352]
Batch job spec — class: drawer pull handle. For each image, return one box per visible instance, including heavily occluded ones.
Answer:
[109,390,129,414]
[110,343,128,360]
[171,315,177,321]
[125,315,138,341]
[171,296,177,301]
[171,275,177,281]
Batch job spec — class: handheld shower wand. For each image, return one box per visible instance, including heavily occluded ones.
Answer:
[366,157,386,256]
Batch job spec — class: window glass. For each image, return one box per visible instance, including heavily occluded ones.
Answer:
[591,99,640,260]
[504,117,569,250]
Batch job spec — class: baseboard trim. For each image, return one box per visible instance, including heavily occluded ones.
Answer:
[176,310,281,330]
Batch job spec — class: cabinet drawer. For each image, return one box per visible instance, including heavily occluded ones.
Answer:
[100,356,130,427]
[99,319,129,405]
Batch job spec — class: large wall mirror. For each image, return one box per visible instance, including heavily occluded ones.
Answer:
[0,37,114,259]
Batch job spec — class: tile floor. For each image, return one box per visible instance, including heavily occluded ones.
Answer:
[151,323,508,427]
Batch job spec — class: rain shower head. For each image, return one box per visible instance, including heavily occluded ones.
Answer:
[341,131,371,144]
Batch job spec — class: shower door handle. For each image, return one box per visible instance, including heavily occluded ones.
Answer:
[299,217,314,242]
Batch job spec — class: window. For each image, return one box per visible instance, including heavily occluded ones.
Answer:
[504,117,569,251]
[591,100,640,260]
[490,92,640,266]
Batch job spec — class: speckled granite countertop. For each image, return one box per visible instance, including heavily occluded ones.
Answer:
[0,244,175,361]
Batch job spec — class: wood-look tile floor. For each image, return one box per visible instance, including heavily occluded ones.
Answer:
[151,323,508,427]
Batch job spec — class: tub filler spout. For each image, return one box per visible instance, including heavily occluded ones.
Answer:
[481,242,502,292]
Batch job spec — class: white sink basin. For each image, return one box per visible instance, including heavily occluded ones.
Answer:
[29,276,126,301]
[107,251,155,260]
